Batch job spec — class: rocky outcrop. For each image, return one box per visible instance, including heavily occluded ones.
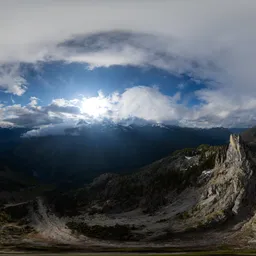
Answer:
[174,134,256,231]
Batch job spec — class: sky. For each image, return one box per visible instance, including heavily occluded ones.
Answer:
[0,0,256,136]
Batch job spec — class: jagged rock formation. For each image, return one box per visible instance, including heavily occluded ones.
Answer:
[2,130,256,249]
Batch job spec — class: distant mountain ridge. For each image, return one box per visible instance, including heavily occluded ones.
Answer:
[0,125,245,186]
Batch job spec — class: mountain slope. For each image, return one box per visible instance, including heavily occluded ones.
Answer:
[1,129,256,249]
[38,134,256,247]
[5,125,233,185]
[241,126,256,150]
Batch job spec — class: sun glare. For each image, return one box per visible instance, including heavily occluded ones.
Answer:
[81,97,109,117]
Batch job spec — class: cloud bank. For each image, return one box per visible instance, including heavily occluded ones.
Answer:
[0,85,254,137]
[0,0,256,130]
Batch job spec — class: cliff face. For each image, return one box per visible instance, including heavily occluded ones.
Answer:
[200,134,254,217]
[171,134,256,233]
[2,132,256,248]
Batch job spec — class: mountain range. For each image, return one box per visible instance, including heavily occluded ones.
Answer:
[0,124,244,186]
[1,124,256,251]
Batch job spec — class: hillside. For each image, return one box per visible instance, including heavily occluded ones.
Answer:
[0,125,236,186]
[1,128,256,250]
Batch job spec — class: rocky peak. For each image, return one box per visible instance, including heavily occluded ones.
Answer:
[198,133,255,219]
[227,134,247,163]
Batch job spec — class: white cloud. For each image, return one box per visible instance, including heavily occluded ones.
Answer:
[0,97,82,127]
[111,86,182,123]
[47,98,81,115]
[51,98,79,107]
[0,0,255,99]
[28,96,39,108]
[1,84,256,136]
[0,1,256,126]
[22,122,76,138]
[67,46,147,69]
[0,65,27,95]
[185,90,256,128]
[0,86,184,131]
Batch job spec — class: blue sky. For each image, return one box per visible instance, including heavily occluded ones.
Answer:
[0,1,256,136]
[7,63,205,107]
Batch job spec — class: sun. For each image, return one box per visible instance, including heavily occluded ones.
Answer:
[81,96,109,117]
